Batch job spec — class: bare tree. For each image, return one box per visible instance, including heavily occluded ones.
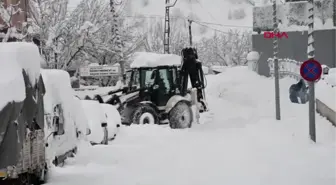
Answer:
[196,29,252,66]
[28,0,141,71]
[0,1,26,42]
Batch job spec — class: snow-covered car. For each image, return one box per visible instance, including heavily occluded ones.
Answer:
[322,64,330,75]
[100,103,121,141]
[324,68,336,87]
[73,96,91,140]
[41,69,78,166]
[80,100,109,145]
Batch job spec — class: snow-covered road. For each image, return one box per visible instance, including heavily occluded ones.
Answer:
[47,67,336,185]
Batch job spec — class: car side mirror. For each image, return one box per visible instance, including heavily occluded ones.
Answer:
[53,116,65,136]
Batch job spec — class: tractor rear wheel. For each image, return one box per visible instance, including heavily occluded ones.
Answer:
[132,104,159,125]
[168,101,193,129]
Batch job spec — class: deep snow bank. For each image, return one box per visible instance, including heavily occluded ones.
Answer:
[47,66,335,185]
[203,66,335,143]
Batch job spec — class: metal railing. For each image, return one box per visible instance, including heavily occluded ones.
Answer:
[267,58,302,80]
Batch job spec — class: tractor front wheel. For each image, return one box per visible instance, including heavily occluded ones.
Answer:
[132,104,159,125]
[168,101,193,129]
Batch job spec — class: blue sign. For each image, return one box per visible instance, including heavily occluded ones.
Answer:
[300,59,322,82]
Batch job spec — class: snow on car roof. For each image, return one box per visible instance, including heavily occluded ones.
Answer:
[130,52,182,68]
[0,42,41,110]
[0,42,41,86]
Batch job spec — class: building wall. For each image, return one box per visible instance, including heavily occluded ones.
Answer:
[252,29,336,76]
[0,0,28,30]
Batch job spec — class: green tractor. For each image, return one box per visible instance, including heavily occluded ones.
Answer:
[93,48,208,129]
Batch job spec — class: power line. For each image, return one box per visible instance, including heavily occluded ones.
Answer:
[123,14,250,35]
[122,14,253,29]
[194,0,217,22]
[192,21,241,35]
[195,20,252,28]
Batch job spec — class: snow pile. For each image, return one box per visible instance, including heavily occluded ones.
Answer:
[41,69,78,161]
[0,42,41,110]
[246,51,260,61]
[130,52,182,68]
[80,100,107,144]
[202,66,209,74]
[210,65,226,73]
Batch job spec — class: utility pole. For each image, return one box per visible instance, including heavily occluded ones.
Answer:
[110,0,125,81]
[307,0,316,142]
[164,0,178,54]
[188,19,192,46]
[333,0,335,27]
[273,0,281,120]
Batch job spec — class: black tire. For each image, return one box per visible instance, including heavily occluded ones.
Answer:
[168,101,193,129]
[132,104,159,125]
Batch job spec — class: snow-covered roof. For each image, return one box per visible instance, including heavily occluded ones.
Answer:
[0,42,41,110]
[130,52,182,68]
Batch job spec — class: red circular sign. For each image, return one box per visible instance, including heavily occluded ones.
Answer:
[300,59,322,82]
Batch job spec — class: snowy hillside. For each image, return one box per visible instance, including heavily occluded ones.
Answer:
[46,67,335,185]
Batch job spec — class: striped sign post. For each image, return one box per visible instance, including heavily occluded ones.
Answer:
[273,0,281,120]
[307,0,316,142]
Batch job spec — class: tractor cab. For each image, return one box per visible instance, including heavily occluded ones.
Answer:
[94,50,207,128]
[126,65,181,107]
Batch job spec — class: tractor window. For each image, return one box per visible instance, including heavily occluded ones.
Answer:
[140,69,155,88]
[158,69,172,94]
[131,70,140,88]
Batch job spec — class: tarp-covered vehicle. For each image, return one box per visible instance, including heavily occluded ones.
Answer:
[0,42,47,184]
